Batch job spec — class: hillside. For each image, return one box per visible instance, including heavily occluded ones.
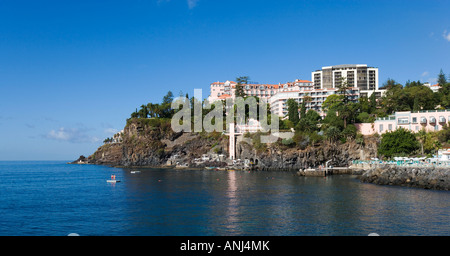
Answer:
[86,118,378,170]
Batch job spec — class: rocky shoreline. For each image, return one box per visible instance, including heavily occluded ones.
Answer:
[358,165,450,191]
[72,118,450,191]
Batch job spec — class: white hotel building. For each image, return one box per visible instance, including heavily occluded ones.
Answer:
[311,64,385,98]
[208,78,360,118]
[269,86,360,118]
[207,64,383,119]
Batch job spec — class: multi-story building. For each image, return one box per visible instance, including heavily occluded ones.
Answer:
[269,86,360,118]
[209,80,237,102]
[208,78,360,119]
[311,64,385,98]
[356,110,450,135]
[207,79,314,103]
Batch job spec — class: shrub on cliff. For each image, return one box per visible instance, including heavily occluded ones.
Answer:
[378,128,420,158]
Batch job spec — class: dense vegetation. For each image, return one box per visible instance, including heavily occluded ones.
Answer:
[378,128,420,157]
[124,71,450,159]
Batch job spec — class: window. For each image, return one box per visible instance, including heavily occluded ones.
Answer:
[388,124,392,131]
[379,124,383,132]
[398,118,409,124]
[412,117,417,123]
[435,125,439,131]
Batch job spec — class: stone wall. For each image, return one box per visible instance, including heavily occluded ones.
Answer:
[358,165,450,190]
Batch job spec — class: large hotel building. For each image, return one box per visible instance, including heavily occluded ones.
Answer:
[207,64,385,118]
[311,64,384,98]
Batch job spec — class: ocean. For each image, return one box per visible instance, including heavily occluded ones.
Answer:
[0,161,449,236]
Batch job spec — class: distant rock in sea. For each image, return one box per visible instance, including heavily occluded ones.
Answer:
[69,155,89,164]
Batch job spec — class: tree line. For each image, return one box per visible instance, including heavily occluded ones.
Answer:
[125,70,450,158]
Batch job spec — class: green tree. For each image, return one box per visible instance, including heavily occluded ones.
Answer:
[147,103,158,118]
[342,124,357,139]
[403,82,436,111]
[296,109,321,133]
[138,104,149,118]
[321,110,344,131]
[380,78,401,90]
[437,70,450,108]
[322,94,344,112]
[368,92,377,113]
[301,94,312,117]
[235,76,249,98]
[324,126,341,143]
[359,96,371,114]
[159,91,175,118]
[130,108,139,118]
[437,123,450,145]
[286,99,299,126]
[378,79,408,114]
[378,128,420,158]
[437,69,447,86]
[162,91,174,105]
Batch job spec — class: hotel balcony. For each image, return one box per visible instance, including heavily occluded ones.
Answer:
[439,116,446,123]
[420,117,427,124]
[429,116,436,123]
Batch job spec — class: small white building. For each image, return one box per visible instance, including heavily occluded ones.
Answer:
[438,148,450,162]
[423,82,441,93]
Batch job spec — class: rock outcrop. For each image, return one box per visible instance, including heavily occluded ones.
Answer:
[235,134,378,171]
[359,165,450,190]
[84,118,378,169]
[88,118,228,167]
[69,155,89,164]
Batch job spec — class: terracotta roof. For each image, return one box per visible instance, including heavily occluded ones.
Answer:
[218,94,232,99]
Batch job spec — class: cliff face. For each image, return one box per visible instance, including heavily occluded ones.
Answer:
[88,118,377,169]
[88,118,228,167]
[236,135,378,171]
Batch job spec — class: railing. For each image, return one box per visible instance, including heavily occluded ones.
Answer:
[412,109,450,113]
[351,160,450,167]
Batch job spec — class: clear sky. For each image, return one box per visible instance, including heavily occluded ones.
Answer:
[1,0,449,160]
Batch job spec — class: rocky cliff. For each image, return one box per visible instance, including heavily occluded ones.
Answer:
[88,118,228,167]
[87,118,378,169]
[235,135,378,171]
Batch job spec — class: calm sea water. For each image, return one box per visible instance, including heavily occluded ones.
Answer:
[0,161,449,236]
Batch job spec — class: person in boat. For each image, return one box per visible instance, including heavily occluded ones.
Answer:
[111,174,115,180]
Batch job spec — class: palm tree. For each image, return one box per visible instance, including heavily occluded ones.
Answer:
[417,129,427,155]
[138,104,149,118]
[147,103,157,118]
[325,126,341,143]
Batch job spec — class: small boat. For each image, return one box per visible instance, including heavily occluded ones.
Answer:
[130,171,141,174]
[205,167,217,170]
[107,174,120,183]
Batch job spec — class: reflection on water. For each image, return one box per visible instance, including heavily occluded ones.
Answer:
[121,169,450,236]
[0,162,448,236]
[225,171,239,233]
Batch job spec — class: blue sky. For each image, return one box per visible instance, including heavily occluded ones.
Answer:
[1,0,449,160]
